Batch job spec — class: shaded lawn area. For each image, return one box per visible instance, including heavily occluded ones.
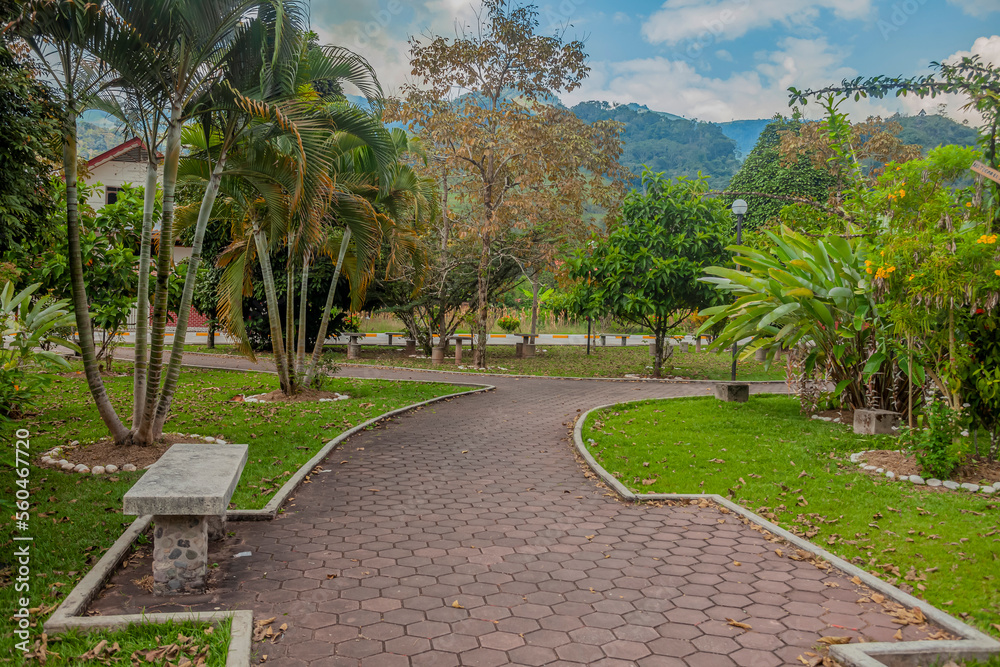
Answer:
[340,343,787,381]
[581,394,1000,637]
[0,364,466,655]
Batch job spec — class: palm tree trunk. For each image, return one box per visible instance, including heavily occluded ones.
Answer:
[254,227,292,393]
[135,105,183,445]
[303,228,351,387]
[132,159,158,425]
[63,109,129,443]
[285,238,296,392]
[295,251,311,378]
[152,152,227,435]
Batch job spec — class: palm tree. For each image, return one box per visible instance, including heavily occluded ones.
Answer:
[11,0,137,443]
[300,129,435,387]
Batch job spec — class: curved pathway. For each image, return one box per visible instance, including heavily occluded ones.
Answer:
[94,356,939,666]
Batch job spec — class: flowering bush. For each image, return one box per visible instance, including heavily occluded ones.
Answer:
[496,315,521,333]
[342,313,361,332]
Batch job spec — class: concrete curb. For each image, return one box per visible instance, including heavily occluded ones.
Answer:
[43,371,493,665]
[573,398,1000,667]
[44,512,252,666]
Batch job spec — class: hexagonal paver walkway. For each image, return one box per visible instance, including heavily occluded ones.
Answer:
[92,360,945,666]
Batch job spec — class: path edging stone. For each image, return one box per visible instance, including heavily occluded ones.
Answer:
[573,399,1000,667]
[43,374,493,665]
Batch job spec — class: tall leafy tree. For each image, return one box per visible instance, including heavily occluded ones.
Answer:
[567,171,731,378]
[390,0,627,367]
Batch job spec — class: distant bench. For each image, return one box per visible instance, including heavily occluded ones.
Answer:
[123,443,248,595]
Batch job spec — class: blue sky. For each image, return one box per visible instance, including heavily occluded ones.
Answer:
[310,0,1000,122]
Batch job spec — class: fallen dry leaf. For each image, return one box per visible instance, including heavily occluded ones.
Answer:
[817,636,851,645]
[451,600,465,609]
[726,619,752,630]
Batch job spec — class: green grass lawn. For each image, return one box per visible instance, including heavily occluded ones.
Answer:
[0,364,465,657]
[581,394,1000,637]
[22,618,231,666]
[340,343,787,381]
[122,341,786,381]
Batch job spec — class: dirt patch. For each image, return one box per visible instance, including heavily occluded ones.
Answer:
[87,526,243,615]
[816,408,855,424]
[59,433,219,469]
[238,388,348,403]
[861,449,1000,485]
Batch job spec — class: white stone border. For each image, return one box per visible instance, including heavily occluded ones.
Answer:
[573,399,1000,667]
[42,375,494,665]
[849,450,1000,495]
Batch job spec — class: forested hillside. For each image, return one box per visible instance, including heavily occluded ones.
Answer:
[571,100,741,189]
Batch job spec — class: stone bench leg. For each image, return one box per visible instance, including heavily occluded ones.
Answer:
[455,342,463,364]
[515,342,524,358]
[431,346,445,365]
[152,515,208,595]
[404,339,416,355]
[207,515,227,541]
[522,343,536,358]
[346,342,360,360]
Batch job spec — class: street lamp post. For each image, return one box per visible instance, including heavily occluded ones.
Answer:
[730,199,748,382]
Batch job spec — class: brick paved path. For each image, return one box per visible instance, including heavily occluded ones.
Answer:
[94,358,938,666]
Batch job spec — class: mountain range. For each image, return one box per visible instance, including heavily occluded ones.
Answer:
[77,99,981,189]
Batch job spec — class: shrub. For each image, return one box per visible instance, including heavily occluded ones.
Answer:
[342,313,361,332]
[1,282,77,419]
[903,400,969,479]
[496,315,521,333]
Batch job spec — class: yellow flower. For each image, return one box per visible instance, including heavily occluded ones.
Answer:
[866,267,873,274]
[865,260,872,266]
[966,202,973,208]
[899,189,906,197]
[887,266,896,273]
[908,274,915,281]
[996,269,1000,277]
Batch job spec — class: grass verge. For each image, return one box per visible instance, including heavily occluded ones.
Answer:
[25,617,231,666]
[581,394,1000,637]
[0,364,465,656]
[339,344,786,381]
[120,342,786,381]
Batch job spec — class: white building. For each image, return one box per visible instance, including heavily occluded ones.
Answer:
[84,138,192,263]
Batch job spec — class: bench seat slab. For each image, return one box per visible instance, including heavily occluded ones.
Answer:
[123,444,248,517]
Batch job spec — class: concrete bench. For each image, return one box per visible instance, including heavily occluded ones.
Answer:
[513,333,538,358]
[124,443,248,595]
[599,333,631,347]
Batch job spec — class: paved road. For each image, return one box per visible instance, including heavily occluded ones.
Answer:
[93,355,939,666]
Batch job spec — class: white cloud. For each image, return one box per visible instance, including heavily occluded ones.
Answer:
[310,0,485,96]
[947,0,1000,17]
[896,35,1000,125]
[641,0,873,46]
[561,37,883,122]
[715,49,734,62]
[613,11,631,24]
